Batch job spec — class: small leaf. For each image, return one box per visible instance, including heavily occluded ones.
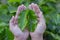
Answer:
[8,5,17,13]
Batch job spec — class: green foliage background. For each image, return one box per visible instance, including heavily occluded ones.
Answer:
[0,0,60,40]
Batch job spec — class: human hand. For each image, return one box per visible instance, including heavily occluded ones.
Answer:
[9,5,29,40]
[29,3,46,40]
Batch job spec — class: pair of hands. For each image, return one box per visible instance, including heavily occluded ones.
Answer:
[9,3,46,40]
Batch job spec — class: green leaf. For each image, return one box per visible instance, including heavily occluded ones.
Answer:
[0,22,8,27]
[27,10,37,32]
[6,28,14,40]
[0,14,11,22]
[46,31,60,40]
[18,10,28,30]
[18,9,37,32]
[8,5,17,13]
[8,0,21,3]
[0,4,8,14]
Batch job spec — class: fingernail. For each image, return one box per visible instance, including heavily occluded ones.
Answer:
[31,3,34,5]
[12,16,14,18]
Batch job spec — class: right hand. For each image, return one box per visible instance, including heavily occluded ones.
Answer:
[29,3,46,38]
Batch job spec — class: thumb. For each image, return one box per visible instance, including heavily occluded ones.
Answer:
[30,32,35,37]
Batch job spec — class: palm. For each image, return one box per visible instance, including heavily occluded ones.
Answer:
[29,3,46,34]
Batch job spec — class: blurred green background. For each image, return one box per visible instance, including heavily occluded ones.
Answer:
[0,0,60,40]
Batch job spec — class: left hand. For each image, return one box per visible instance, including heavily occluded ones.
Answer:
[9,5,29,40]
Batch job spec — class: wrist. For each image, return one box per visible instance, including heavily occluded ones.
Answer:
[32,36,43,40]
[14,36,26,40]
[31,33,43,40]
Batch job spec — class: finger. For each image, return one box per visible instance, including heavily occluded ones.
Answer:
[14,16,18,25]
[15,5,26,24]
[29,3,41,15]
[15,5,26,22]
[32,4,45,24]
[31,3,35,9]
[10,16,15,24]
[10,16,18,25]
[9,16,15,28]
[33,4,40,13]
[28,3,34,10]
[29,3,45,24]
[29,3,39,12]
[33,5,46,33]
[35,12,46,34]
[16,4,26,16]
[29,3,46,34]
